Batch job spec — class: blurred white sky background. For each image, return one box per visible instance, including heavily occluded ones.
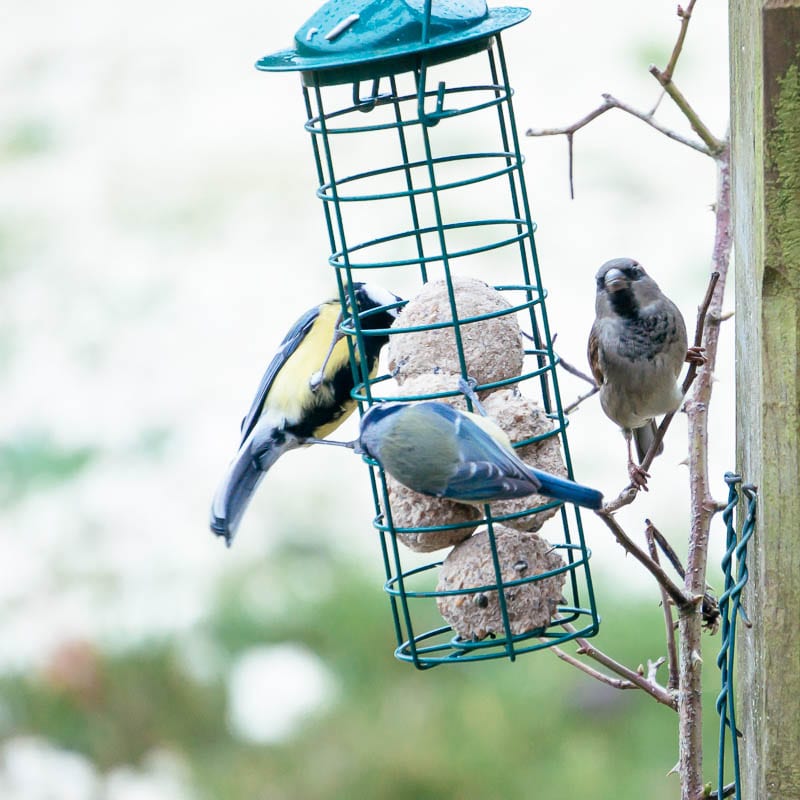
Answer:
[1,0,731,683]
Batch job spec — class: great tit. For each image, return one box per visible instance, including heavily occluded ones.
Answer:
[358,401,603,510]
[211,282,401,545]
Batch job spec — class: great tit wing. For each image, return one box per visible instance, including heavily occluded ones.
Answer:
[239,305,321,445]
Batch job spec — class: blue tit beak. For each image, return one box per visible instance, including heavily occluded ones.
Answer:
[603,267,628,293]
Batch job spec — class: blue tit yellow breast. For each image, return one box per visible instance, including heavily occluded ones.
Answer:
[461,410,515,453]
[377,406,461,494]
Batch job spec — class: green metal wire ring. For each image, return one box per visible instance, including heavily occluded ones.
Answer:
[328,218,534,270]
[304,83,511,136]
[317,151,522,203]
[382,543,590,599]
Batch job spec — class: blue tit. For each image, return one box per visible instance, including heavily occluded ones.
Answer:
[358,401,603,510]
[588,258,703,487]
[211,282,401,545]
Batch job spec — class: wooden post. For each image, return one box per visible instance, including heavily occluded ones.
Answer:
[729,1,800,798]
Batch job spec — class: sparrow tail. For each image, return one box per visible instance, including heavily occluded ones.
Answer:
[633,419,663,464]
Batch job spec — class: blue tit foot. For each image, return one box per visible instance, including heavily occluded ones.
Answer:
[457,376,487,416]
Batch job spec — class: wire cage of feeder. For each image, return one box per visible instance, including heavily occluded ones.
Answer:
[257,0,600,668]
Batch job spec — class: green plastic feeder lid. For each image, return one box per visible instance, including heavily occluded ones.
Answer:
[256,0,530,83]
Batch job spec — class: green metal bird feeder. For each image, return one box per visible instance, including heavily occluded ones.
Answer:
[258,0,600,668]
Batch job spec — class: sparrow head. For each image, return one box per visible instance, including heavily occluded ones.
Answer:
[594,258,664,317]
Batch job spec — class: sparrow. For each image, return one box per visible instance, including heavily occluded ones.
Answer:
[587,257,705,488]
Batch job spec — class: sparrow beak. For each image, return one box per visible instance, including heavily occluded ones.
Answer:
[603,267,628,293]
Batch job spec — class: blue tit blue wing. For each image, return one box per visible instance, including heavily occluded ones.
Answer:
[442,459,542,502]
[424,405,543,501]
[423,403,604,509]
[238,306,321,445]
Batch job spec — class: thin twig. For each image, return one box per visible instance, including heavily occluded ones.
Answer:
[557,354,598,388]
[649,520,721,633]
[646,523,680,690]
[648,523,687,575]
[563,384,600,415]
[557,351,600,413]
[662,0,697,82]
[526,94,712,156]
[649,0,725,157]
[646,656,667,684]
[704,782,737,800]
[594,510,691,609]
[650,67,726,156]
[546,642,638,690]
[560,623,677,710]
[567,132,575,198]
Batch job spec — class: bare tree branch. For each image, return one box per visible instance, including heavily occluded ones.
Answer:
[563,384,600,415]
[594,510,692,609]
[559,623,678,710]
[679,144,732,799]
[525,4,734,797]
[663,0,698,82]
[525,94,712,156]
[705,782,737,800]
[649,67,726,156]
[646,522,680,690]
[546,642,638,690]
[557,354,598,387]
[649,520,721,633]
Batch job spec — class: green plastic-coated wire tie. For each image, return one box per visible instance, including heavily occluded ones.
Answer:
[715,472,757,800]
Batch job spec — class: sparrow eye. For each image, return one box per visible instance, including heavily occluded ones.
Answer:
[626,265,643,280]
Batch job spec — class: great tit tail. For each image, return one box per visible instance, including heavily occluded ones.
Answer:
[531,469,604,511]
[210,436,290,546]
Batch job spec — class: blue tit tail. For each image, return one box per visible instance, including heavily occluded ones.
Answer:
[530,468,604,511]
[210,433,293,546]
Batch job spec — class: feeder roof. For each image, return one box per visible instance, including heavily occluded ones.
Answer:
[256,0,530,81]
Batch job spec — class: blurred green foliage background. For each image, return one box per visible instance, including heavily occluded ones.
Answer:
[1,532,728,800]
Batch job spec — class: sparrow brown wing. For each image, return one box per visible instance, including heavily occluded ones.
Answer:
[587,324,605,387]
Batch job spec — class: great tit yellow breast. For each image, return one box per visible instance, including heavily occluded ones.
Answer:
[266,301,375,440]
